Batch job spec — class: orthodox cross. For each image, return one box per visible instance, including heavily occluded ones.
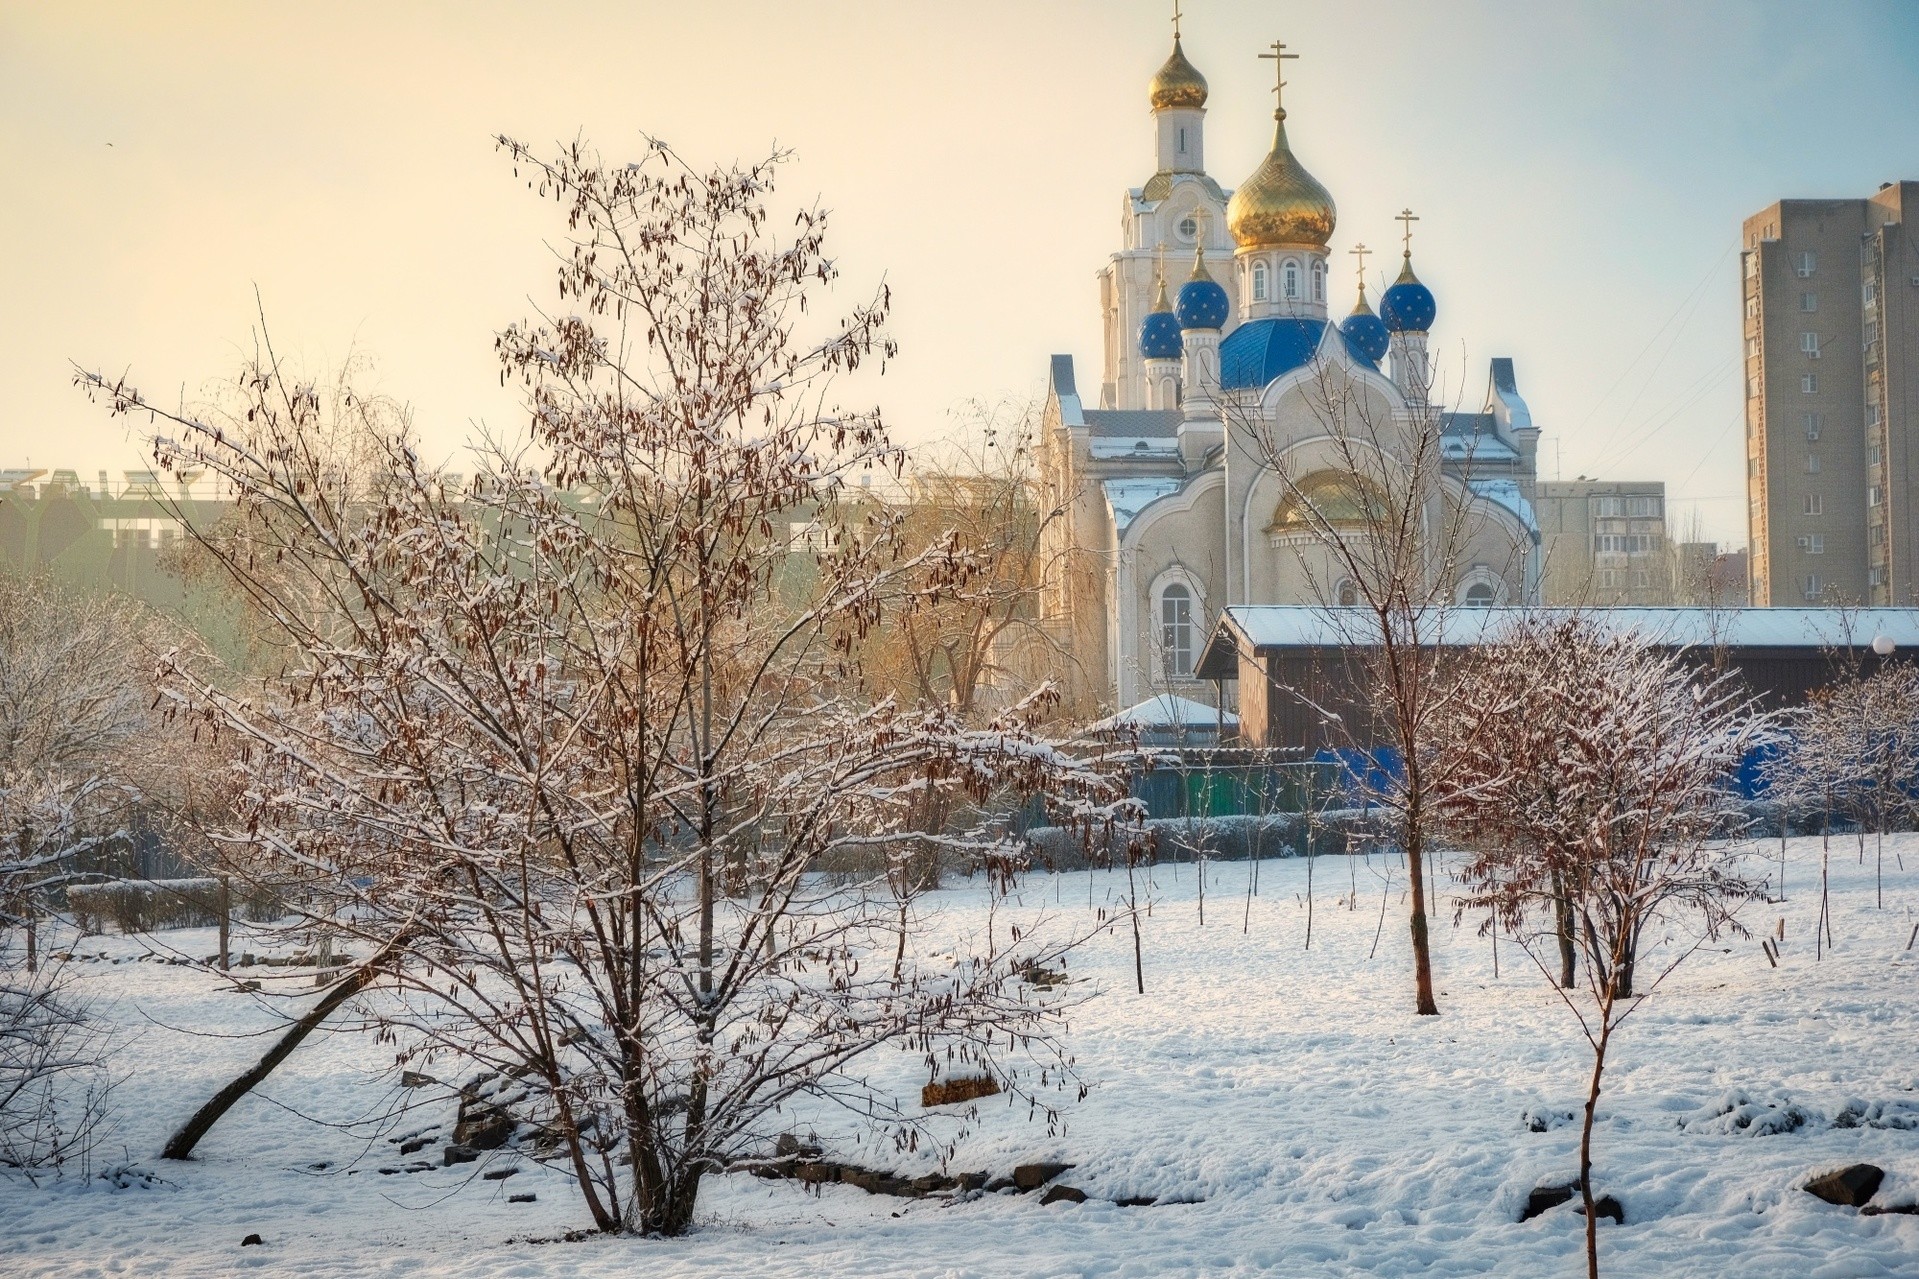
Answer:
[1259,39,1297,115]
[1349,242,1371,288]
[1172,0,1183,40]
[1396,207,1420,257]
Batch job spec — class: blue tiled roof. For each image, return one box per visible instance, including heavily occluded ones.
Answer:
[1219,317,1383,391]
[1219,317,1326,390]
[1176,277,1230,330]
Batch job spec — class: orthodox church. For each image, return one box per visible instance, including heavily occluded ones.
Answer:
[1038,28,1544,713]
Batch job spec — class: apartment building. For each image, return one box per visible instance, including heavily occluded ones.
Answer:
[1743,181,1919,604]
[1536,479,1671,605]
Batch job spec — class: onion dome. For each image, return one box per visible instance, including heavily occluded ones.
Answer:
[1379,254,1436,333]
[1149,39,1208,111]
[1339,283,1390,364]
[1139,277,1185,360]
[1226,107,1336,249]
[1175,247,1229,331]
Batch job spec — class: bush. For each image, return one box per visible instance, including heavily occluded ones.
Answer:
[64,878,284,935]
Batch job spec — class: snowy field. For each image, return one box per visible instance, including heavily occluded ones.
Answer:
[4,834,1918,1279]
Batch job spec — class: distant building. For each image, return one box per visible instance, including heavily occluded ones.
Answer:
[0,469,233,609]
[1742,181,1919,605]
[1536,479,1671,604]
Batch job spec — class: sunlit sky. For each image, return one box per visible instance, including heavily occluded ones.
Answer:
[6,0,1919,544]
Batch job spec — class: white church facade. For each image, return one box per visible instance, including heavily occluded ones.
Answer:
[1038,29,1545,713]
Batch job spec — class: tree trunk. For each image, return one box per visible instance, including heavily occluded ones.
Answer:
[1579,1014,1614,1279]
[1403,815,1438,1016]
[163,939,400,1160]
[1554,870,1576,989]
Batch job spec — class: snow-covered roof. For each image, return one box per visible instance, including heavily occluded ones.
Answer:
[1206,606,1919,658]
[1103,477,1185,533]
[1094,694,1238,732]
[1439,412,1518,462]
[1086,409,1182,459]
[1467,478,1539,542]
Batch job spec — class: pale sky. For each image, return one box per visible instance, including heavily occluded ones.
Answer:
[5,1,1918,544]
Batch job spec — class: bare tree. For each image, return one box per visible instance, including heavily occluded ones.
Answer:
[0,576,163,973]
[1433,617,1772,1279]
[79,136,1129,1235]
[1232,350,1528,1015]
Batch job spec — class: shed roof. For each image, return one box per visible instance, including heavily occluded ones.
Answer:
[1196,605,1919,679]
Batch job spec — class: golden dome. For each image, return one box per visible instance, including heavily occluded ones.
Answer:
[1226,109,1336,250]
[1149,39,1208,111]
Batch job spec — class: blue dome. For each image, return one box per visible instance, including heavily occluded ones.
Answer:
[1340,304,1390,365]
[1176,277,1229,331]
[1379,256,1436,333]
[1220,317,1327,390]
[1139,309,1184,360]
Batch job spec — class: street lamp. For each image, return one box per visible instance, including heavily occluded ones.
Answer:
[1871,633,1895,657]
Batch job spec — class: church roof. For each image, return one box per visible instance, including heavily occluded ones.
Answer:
[1439,412,1518,462]
[1102,476,1185,532]
[1139,171,1228,204]
[1467,478,1539,542]
[1085,409,1180,437]
[1219,316,1382,391]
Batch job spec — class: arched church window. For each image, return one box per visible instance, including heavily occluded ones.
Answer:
[1178,126,1188,154]
[1283,259,1300,300]
[1160,583,1194,678]
[1252,261,1269,302]
[1335,579,1360,607]
[1463,582,1497,607]
[1311,259,1326,302]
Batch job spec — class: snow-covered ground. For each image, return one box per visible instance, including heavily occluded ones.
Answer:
[5,834,1918,1278]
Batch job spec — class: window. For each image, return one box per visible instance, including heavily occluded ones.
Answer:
[1178,215,1198,241]
[1801,332,1820,358]
[1795,251,1816,278]
[1806,454,1821,474]
[1804,494,1823,515]
[1803,573,1822,600]
[1311,259,1326,303]
[1633,569,1652,589]
[1282,259,1300,300]
[1802,372,1818,394]
[1871,486,1883,508]
[1798,534,1826,555]
[1160,583,1194,678]
[1873,524,1887,546]
[1804,411,1821,439]
[1746,296,1759,319]
[1335,579,1360,607]
[1748,374,1761,399]
[1595,533,1659,554]
[1463,582,1497,607]
[1866,318,1880,347]
[1869,401,1883,428]
[1624,495,1661,517]
[1864,280,1878,306]
[1746,337,1760,359]
[1744,253,1759,280]
[1593,497,1624,517]
[1870,443,1884,466]
[1178,126,1188,155]
[1871,567,1886,588]
[1252,261,1268,302]
[1801,292,1817,313]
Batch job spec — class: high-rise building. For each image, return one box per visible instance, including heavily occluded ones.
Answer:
[1536,479,1671,604]
[1743,182,1919,605]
